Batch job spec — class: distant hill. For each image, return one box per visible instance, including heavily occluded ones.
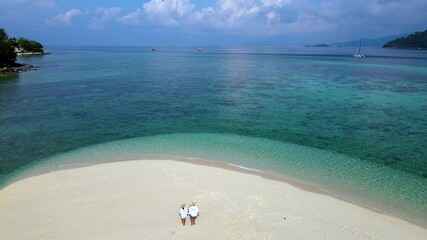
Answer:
[305,43,330,47]
[383,30,427,49]
[330,33,408,47]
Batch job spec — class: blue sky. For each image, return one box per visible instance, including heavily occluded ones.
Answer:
[1,0,426,46]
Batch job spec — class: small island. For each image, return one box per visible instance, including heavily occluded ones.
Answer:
[1,28,45,74]
[305,43,330,47]
[383,29,427,50]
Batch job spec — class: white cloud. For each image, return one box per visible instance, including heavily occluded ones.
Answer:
[284,13,337,33]
[96,7,122,20]
[120,8,144,25]
[308,0,427,37]
[142,0,195,27]
[115,0,427,38]
[118,0,303,32]
[266,11,279,21]
[88,7,122,29]
[46,8,82,26]
[262,0,291,8]
[189,0,263,30]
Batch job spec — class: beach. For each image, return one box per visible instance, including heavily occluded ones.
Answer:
[1,159,425,240]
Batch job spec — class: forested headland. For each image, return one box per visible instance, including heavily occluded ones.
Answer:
[383,29,427,49]
[1,28,44,73]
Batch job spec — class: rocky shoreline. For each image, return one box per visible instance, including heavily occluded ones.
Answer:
[1,63,37,74]
[18,51,50,56]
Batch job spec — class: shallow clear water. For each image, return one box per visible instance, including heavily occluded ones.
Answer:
[1,46,426,225]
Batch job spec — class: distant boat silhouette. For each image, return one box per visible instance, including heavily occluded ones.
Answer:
[353,40,365,58]
[198,48,202,52]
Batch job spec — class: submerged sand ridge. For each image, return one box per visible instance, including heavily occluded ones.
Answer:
[0,160,425,240]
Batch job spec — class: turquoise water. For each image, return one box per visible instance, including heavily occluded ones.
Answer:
[1,46,426,226]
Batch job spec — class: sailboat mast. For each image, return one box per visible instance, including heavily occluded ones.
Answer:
[357,40,362,54]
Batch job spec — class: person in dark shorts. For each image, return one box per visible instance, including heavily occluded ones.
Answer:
[188,201,199,225]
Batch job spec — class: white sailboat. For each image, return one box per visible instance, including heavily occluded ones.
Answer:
[353,40,365,58]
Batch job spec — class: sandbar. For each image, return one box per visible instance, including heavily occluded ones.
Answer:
[0,159,425,239]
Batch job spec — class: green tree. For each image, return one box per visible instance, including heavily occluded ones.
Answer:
[0,28,8,40]
[17,37,44,53]
[0,28,17,67]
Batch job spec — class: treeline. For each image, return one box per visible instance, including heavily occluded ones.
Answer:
[383,29,427,49]
[1,28,44,68]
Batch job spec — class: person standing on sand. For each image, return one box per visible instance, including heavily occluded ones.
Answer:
[179,204,188,226]
[188,201,199,225]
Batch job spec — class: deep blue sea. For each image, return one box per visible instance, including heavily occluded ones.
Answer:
[1,46,426,226]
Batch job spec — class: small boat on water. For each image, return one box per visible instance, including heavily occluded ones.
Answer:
[197,48,202,52]
[353,40,365,58]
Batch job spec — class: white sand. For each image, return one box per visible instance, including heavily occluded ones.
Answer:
[0,160,425,240]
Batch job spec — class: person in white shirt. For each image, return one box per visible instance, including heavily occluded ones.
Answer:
[188,201,199,225]
[179,204,188,226]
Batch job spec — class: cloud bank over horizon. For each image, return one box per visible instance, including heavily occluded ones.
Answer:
[1,0,426,46]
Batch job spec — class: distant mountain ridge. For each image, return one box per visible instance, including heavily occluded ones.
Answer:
[330,33,408,47]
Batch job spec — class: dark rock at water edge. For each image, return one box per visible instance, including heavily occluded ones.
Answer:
[0,63,37,74]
